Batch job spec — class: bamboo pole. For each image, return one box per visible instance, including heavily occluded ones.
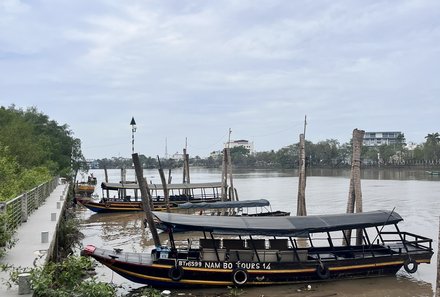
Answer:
[104,165,109,199]
[167,168,172,184]
[297,133,307,216]
[227,147,236,201]
[132,153,160,247]
[344,129,365,246]
[220,148,228,201]
[182,148,187,184]
[157,156,170,212]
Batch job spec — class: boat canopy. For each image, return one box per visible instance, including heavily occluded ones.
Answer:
[153,210,403,237]
[101,182,223,191]
[177,199,270,209]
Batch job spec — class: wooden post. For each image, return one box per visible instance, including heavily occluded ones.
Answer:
[104,165,109,199]
[344,129,365,246]
[227,147,236,201]
[182,148,187,184]
[167,168,172,184]
[132,153,161,247]
[436,216,439,297]
[121,168,127,199]
[297,133,307,216]
[220,148,228,201]
[185,152,190,184]
[157,156,170,212]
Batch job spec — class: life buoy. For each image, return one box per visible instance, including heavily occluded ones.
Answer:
[316,264,330,280]
[105,202,110,208]
[232,268,248,286]
[403,258,418,274]
[168,266,184,281]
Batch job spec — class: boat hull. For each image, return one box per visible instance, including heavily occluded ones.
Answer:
[83,245,431,288]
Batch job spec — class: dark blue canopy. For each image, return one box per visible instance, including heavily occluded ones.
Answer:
[153,210,402,237]
[177,199,270,209]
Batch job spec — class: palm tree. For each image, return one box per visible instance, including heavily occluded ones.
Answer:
[425,133,440,145]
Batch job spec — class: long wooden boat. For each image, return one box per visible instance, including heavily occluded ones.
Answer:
[176,199,290,217]
[426,170,440,175]
[82,210,433,288]
[80,182,225,213]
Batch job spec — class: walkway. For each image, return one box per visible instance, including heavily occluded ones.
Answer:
[0,181,69,296]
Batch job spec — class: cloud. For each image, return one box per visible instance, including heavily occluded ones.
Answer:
[1,0,439,158]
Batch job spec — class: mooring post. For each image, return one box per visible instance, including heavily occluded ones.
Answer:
[132,153,161,247]
[436,216,439,297]
[344,128,365,246]
[104,165,109,199]
[297,133,307,216]
[157,156,170,212]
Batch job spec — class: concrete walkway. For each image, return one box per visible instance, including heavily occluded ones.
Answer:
[0,181,69,296]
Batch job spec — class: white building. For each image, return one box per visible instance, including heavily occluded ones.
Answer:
[224,139,254,153]
[363,132,403,147]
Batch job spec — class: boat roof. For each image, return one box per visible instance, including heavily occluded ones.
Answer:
[153,210,402,237]
[101,182,223,191]
[177,199,270,209]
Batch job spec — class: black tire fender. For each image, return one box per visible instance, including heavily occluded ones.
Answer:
[168,266,184,281]
[232,268,248,286]
[316,264,330,280]
[403,258,418,274]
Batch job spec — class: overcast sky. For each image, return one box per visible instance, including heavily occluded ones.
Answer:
[1,0,439,159]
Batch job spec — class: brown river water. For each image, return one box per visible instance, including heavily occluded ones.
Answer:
[76,168,440,297]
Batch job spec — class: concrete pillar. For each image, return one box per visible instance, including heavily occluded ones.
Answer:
[21,194,28,223]
[18,273,31,295]
[41,231,49,243]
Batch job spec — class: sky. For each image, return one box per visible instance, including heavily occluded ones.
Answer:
[1,0,439,159]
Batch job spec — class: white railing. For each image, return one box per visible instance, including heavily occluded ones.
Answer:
[0,177,60,232]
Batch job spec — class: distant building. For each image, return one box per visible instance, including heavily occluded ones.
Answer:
[170,152,184,160]
[224,139,254,153]
[363,131,403,147]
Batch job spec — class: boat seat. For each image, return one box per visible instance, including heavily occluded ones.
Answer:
[279,250,308,262]
[248,239,266,250]
[228,249,254,262]
[256,250,279,262]
[202,248,226,261]
[269,239,289,250]
[223,239,246,250]
[199,238,221,249]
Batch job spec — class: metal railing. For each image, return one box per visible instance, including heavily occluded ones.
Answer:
[1,177,59,232]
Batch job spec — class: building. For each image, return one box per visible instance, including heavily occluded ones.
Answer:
[363,131,403,147]
[224,139,254,153]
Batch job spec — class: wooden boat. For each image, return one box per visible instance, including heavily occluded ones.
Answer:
[176,199,290,217]
[80,182,225,213]
[82,210,433,288]
[425,170,440,175]
[75,174,96,197]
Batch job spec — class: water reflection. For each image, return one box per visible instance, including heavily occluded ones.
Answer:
[78,168,438,296]
[127,275,433,297]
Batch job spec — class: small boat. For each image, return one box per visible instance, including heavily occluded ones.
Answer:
[176,199,290,217]
[75,174,97,195]
[425,171,440,175]
[82,210,433,288]
[80,182,226,213]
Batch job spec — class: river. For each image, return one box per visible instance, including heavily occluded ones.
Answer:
[76,168,440,297]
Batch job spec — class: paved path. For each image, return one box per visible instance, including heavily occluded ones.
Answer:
[0,181,69,296]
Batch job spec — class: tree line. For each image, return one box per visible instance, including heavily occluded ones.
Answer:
[95,133,440,170]
[0,105,85,202]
